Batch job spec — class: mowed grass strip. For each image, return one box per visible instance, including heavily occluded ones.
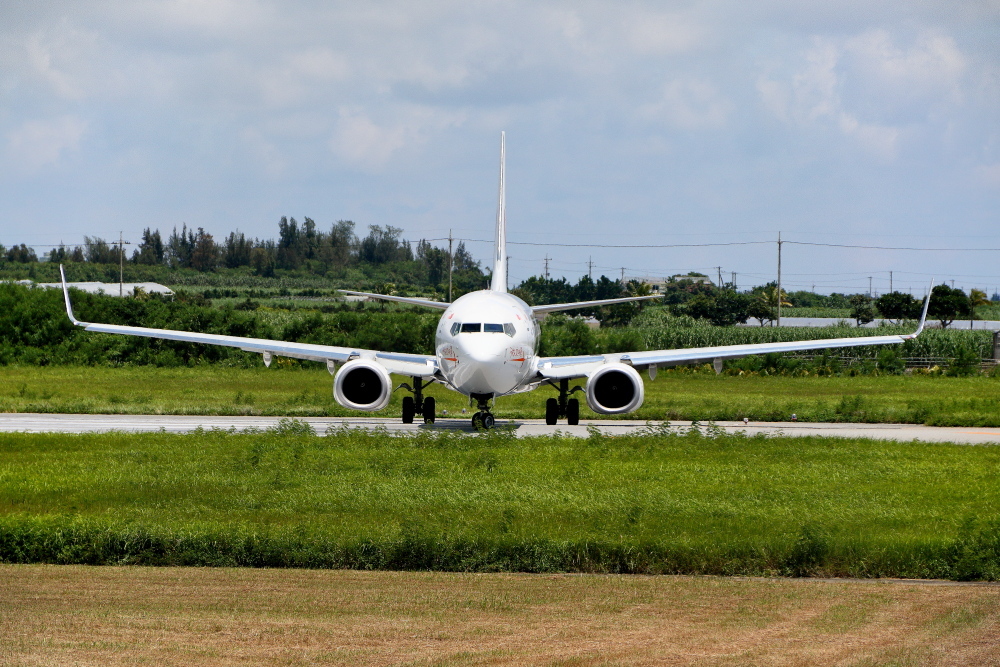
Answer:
[2,426,1000,578]
[3,365,1000,426]
[1,565,999,666]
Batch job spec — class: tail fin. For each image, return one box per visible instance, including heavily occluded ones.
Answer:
[490,131,507,293]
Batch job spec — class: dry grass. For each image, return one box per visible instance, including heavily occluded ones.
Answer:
[1,566,998,666]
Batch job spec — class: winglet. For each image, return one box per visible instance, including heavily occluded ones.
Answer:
[490,131,507,293]
[907,281,933,338]
[59,265,83,326]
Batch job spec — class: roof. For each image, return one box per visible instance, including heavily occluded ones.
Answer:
[18,280,174,296]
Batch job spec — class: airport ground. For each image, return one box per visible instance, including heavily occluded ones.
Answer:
[4,366,1000,664]
[2,565,998,666]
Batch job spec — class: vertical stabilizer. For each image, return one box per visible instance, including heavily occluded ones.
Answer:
[490,132,507,292]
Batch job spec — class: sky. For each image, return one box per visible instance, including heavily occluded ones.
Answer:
[2,1,999,296]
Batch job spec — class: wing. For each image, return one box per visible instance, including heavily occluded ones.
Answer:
[60,267,438,377]
[537,290,931,380]
[338,290,450,310]
[532,294,661,314]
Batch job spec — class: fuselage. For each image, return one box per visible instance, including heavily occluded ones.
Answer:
[434,290,539,397]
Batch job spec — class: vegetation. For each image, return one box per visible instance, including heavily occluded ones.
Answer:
[1,425,999,579]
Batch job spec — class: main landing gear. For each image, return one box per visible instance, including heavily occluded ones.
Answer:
[545,379,582,426]
[470,393,496,430]
[398,377,435,424]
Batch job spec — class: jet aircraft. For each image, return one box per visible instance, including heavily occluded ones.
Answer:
[60,133,929,428]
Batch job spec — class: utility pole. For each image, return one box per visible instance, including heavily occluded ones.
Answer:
[588,256,593,280]
[776,232,783,326]
[868,276,873,298]
[731,271,736,289]
[715,266,722,288]
[117,232,131,297]
[889,270,893,294]
[447,229,453,302]
[544,255,550,280]
[620,267,625,285]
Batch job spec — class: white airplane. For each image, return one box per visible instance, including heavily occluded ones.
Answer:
[60,133,930,428]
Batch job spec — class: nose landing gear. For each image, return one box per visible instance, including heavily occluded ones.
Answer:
[545,379,583,425]
[470,393,495,429]
[398,377,436,424]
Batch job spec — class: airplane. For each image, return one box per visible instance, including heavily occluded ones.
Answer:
[59,133,930,429]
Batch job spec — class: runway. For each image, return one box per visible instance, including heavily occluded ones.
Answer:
[2,413,1000,444]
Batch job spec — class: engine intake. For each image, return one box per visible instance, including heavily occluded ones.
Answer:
[333,359,392,411]
[585,362,644,414]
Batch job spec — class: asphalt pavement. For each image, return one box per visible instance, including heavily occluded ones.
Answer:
[1,413,999,444]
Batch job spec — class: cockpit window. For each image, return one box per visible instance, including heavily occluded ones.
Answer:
[503,323,515,337]
[460,322,481,333]
[483,323,504,333]
[450,322,460,336]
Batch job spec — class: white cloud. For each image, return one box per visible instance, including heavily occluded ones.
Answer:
[625,11,705,55]
[6,116,86,172]
[331,112,408,171]
[640,78,733,129]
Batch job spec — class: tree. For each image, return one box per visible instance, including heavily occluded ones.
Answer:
[875,291,919,324]
[189,228,219,272]
[928,284,969,328]
[969,288,990,329]
[750,283,790,326]
[83,236,117,264]
[5,243,38,263]
[222,231,253,269]
[133,228,165,265]
[849,294,875,326]
[684,289,751,326]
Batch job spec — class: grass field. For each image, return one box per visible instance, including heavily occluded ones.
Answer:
[3,365,1000,426]
[2,566,998,666]
[2,426,1000,579]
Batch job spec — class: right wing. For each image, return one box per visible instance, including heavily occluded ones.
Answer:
[60,267,438,377]
[338,290,450,310]
[532,295,661,314]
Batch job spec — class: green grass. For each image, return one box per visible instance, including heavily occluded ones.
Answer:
[3,365,1000,426]
[1,425,999,578]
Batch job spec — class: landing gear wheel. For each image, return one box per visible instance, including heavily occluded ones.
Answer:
[472,412,485,429]
[402,396,415,424]
[567,398,580,425]
[422,397,435,424]
[482,413,495,429]
[545,398,558,425]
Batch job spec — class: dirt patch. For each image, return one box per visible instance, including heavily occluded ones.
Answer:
[1,566,998,666]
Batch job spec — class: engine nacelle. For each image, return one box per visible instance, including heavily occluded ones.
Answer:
[585,362,645,414]
[333,359,392,411]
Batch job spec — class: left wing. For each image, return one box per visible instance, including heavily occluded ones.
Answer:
[60,267,437,377]
[538,290,931,380]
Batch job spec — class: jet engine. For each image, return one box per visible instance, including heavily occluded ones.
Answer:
[333,359,392,411]
[585,362,645,414]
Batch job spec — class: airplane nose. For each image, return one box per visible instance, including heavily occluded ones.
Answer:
[462,339,504,364]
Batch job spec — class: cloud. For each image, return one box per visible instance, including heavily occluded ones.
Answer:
[6,115,86,172]
[756,31,968,158]
[640,78,733,130]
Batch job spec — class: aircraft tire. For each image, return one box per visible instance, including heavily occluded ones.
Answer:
[567,398,580,425]
[402,396,415,424]
[483,413,495,429]
[423,397,435,424]
[472,412,485,429]
[545,398,558,425]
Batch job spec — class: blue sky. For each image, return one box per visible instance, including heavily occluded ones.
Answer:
[2,1,999,295]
